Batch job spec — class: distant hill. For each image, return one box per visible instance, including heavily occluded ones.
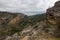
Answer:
[29,13,46,21]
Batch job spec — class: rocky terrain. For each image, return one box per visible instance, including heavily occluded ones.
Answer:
[0,1,60,40]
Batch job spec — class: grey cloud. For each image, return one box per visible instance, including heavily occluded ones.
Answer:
[0,0,59,15]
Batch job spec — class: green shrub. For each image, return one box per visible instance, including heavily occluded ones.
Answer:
[0,30,7,36]
[8,25,23,35]
[56,38,60,40]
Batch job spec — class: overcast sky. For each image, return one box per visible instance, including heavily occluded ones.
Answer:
[0,0,59,15]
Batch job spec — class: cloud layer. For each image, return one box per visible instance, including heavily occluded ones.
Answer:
[0,0,59,15]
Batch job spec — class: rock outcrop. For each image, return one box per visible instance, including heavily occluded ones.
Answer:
[0,12,26,29]
[4,21,56,40]
[46,1,60,37]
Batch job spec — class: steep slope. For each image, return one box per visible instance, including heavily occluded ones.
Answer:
[46,1,60,37]
[0,11,28,40]
[5,21,55,40]
[0,11,28,30]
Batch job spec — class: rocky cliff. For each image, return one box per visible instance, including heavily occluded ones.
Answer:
[46,1,60,37]
[0,12,28,40]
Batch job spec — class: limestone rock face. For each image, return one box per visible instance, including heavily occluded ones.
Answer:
[4,21,56,40]
[46,1,60,37]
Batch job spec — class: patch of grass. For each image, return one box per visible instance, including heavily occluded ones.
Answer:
[56,38,60,40]
[7,24,24,35]
[0,29,7,36]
